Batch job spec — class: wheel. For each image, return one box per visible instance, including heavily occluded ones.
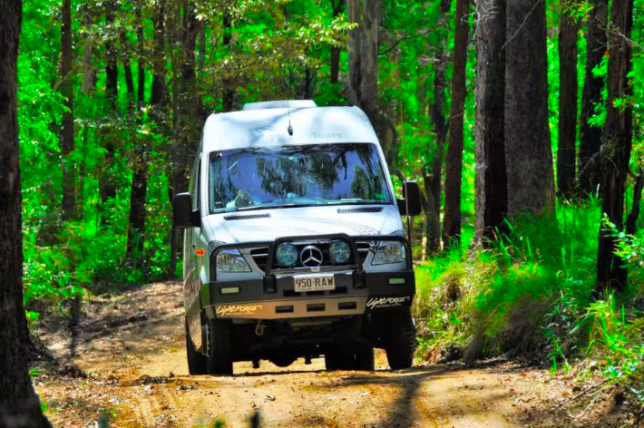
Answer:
[207,319,233,375]
[354,344,375,370]
[384,309,416,370]
[185,318,208,375]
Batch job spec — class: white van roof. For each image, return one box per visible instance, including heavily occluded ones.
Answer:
[201,104,379,153]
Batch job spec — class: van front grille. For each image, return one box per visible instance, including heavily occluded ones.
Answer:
[250,247,269,271]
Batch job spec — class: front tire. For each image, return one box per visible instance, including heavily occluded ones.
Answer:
[384,309,416,370]
[185,318,208,375]
[207,319,233,375]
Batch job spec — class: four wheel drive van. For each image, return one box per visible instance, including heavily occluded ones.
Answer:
[173,100,422,375]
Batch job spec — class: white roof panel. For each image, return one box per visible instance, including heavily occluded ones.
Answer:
[202,106,379,152]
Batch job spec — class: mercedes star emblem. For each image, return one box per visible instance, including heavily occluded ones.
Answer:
[300,245,323,267]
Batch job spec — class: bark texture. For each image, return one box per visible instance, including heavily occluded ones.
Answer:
[0,0,52,425]
[596,0,634,292]
[504,0,555,215]
[474,0,508,243]
[557,7,578,197]
[60,0,75,220]
[578,0,608,195]
[443,0,471,248]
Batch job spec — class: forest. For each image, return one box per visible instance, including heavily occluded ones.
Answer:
[1,0,643,426]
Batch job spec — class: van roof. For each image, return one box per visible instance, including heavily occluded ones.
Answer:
[201,105,379,153]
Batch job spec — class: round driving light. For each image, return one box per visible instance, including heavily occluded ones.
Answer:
[329,240,351,264]
[276,243,298,267]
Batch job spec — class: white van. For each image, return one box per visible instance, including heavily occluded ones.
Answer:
[173,100,421,375]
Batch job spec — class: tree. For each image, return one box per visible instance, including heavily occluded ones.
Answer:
[442,0,471,248]
[0,0,51,425]
[596,0,634,292]
[474,0,508,243]
[329,0,345,84]
[557,3,578,197]
[349,0,396,162]
[578,0,608,195]
[504,0,555,215]
[60,0,75,220]
[222,9,235,112]
[423,0,451,255]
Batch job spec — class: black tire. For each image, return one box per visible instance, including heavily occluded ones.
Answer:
[185,318,208,375]
[384,309,416,370]
[207,319,234,375]
[354,344,375,370]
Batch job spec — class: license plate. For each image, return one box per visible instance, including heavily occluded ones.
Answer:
[293,274,335,292]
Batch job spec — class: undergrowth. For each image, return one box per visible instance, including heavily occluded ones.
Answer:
[413,198,644,403]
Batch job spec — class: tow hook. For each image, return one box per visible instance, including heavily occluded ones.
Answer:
[255,321,266,336]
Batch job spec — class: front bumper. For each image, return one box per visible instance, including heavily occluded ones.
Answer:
[200,234,415,321]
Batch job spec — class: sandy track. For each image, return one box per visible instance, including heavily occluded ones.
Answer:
[34,282,574,428]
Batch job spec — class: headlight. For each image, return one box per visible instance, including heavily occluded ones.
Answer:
[329,240,351,264]
[372,241,406,265]
[216,250,251,272]
[276,243,298,267]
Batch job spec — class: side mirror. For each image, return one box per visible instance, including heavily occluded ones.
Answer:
[173,193,200,228]
[397,181,422,216]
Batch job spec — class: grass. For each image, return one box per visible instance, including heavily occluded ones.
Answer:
[414,198,644,402]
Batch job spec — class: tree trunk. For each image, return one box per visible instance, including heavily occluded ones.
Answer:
[60,0,75,220]
[504,0,555,215]
[121,31,135,106]
[442,0,470,248]
[596,0,634,293]
[150,0,167,107]
[222,11,234,112]
[578,0,608,195]
[557,6,578,198]
[100,0,118,206]
[348,0,389,159]
[136,8,145,106]
[425,0,451,254]
[105,2,118,108]
[474,0,508,244]
[0,0,51,425]
[329,0,344,84]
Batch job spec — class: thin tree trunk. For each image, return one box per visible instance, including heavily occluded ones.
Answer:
[136,8,145,106]
[557,6,578,197]
[596,0,634,293]
[150,0,167,107]
[121,31,135,106]
[442,0,470,248]
[222,11,234,112]
[0,0,52,424]
[474,0,508,244]
[100,0,119,206]
[504,0,556,215]
[425,0,451,253]
[329,0,344,84]
[61,0,76,220]
[578,0,608,195]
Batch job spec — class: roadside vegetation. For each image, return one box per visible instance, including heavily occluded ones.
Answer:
[413,198,644,410]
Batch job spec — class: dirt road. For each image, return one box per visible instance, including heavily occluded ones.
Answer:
[34,282,581,428]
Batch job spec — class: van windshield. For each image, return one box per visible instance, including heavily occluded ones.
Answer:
[209,143,392,213]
